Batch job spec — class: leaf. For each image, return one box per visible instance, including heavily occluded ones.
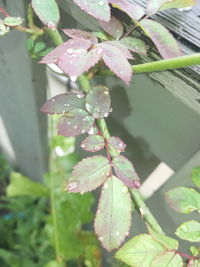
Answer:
[151,251,183,267]
[104,40,133,59]
[120,37,147,55]
[85,85,111,118]
[149,231,179,250]
[65,156,111,193]
[0,20,9,37]
[38,48,53,57]
[93,31,109,41]
[115,234,165,266]
[81,135,105,152]
[109,0,145,21]
[32,0,60,28]
[40,92,85,114]
[6,172,49,197]
[165,187,200,213]
[40,39,92,64]
[175,220,200,242]
[57,48,102,80]
[44,261,65,267]
[192,167,200,188]
[112,155,140,189]
[99,16,123,39]
[108,136,126,152]
[57,108,94,137]
[140,19,182,59]
[187,259,200,267]
[94,176,131,251]
[34,41,46,53]
[72,0,110,21]
[26,39,34,52]
[160,0,196,11]
[4,16,23,26]
[98,43,132,84]
[190,246,199,257]
[63,28,98,44]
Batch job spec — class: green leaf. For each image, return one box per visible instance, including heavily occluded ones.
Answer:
[94,176,131,251]
[190,246,199,257]
[32,0,60,28]
[85,85,111,119]
[113,155,140,189]
[120,37,147,55]
[34,41,46,53]
[72,0,110,22]
[44,261,65,267]
[93,31,109,41]
[187,259,200,267]
[175,220,200,242]
[38,48,53,57]
[66,156,111,193]
[160,0,196,11]
[58,109,94,137]
[26,39,34,52]
[149,231,179,249]
[115,234,165,266]
[140,19,182,59]
[0,20,9,37]
[192,167,200,188]
[165,187,200,213]
[147,0,196,14]
[4,16,23,26]
[81,135,105,152]
[6,172,49,197]
[151,251,183,267]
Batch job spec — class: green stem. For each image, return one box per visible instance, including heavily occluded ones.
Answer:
[49,119,62,263]
[46,28,63,46]
[99,53,200,76]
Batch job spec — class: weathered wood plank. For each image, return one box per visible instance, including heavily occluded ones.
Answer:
[0,0,48,181]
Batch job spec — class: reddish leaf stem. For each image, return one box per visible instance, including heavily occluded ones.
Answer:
[169,249,199,260]
[0,7,9,17]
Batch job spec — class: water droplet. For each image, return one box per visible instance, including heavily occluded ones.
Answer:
[67,121,71,125]
[121,186,128,193]
[81,143,86,148]
[76,92,84,98]
[74,125,78,129]
[67,48,74,54]
[85,103,91,112]
[52,99,55,102]
[97,48,103,54]
[70,76,77,82]
[64,103,67,106]
[120,70,124,75]
[104,112,109,117]
[134,180,141,189]
[116,231,120,236]
[109,108,113,113]
[97,209,101,214]
[119,142,124,148]
[67,182,78,191]
[125,231,129,236]
[81,129,86,134]
[87,127,95,135]
[98,236,104,241]
[80,191,84,195]
[103,183,108,189]
[104,90,109,95]
[99,0,104,6]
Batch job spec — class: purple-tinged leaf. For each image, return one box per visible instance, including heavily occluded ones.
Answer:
[99,16,123,40]
[140,19,182,59]
[65,156,111,193]
[72,0,110,21]
[63,28,98,44]
[120,37,147,55]
[81,135,105,152]
[113,155,140,189]
[58,49,102,80]
[94,176,132,251]
[109,0,145,21]
[187,259,200,267]
[104,41,133,59]
[40,39,92,64]
[40,93,85,114]
[58,108,94,137]
[108,136,126,152]
[32,0,60,28]
[147,0,196,15]
[98,43,132,84]
[85,85,111,119]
